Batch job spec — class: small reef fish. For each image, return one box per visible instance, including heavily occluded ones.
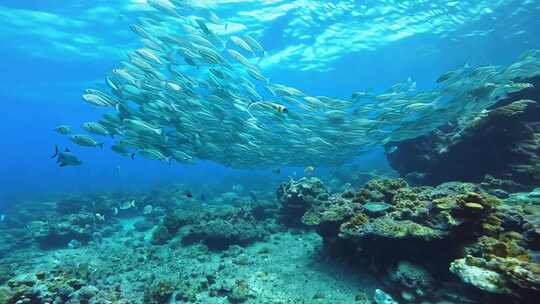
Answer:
[232,184,244,192]
[0,214,5,222]
[272,168,281,174]
[304,166,315,174]
[54,125,72,135]
[119,200,136,210]
[70,134,104,148]
[51,146,82,167]
[112,207,119,215]
[185,191,193,198]
[387,146,399,154]
[143,205,153,215]
[95,213,105,221]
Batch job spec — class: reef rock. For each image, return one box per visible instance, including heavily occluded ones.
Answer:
[28,213,96,249]
[182,205,277,250]
[385,75,540,188]
[450,257,506,293]
[293,177,540,302]
[276,177,328,226]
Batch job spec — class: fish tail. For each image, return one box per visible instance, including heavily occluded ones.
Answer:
[130,153,135,160]
[50,145,59,159]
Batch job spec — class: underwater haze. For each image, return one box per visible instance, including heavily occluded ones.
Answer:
[1,0,538,200]
[1,0,540,303]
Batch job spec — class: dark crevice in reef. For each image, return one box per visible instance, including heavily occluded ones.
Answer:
[385,75,540,190]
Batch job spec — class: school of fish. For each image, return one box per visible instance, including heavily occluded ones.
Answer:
[56,0,540,168]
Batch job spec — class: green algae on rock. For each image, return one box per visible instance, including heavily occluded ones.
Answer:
[278,177,540,302]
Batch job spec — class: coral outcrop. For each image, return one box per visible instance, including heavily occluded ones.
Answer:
[182,205,278,250]
[277,177,540,302]
[276,177,328,226]
[28,213,97,249]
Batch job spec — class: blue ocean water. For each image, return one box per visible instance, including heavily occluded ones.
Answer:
[1,0,538,204]
[0,1,539,303]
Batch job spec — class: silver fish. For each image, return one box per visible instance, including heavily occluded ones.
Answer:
[70,134,104,148]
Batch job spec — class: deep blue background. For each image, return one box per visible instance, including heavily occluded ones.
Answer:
[1,1,538,206]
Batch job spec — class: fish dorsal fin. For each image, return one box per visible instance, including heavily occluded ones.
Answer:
[65,148,71,152]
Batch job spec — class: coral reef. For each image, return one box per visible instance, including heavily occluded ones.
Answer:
[1,177,538,303]
[182,205,278,250]
[28,213,101,249]
[276,177,540,302]
[385,75,540,189]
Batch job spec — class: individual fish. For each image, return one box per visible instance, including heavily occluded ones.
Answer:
[70,134,104,148]
[272,168,281,174]
[82,122,110,137]
[242,34,265,55]
[185,191,193,198]
[246,67,269,83]
[95,213,105,221]
[227,49,256,69]
[51,146,82,167]
[230,36,254,54]
[170,150,193,163]
[232,184,244,192]
[143,205,153,215]
[136,48,162,65]
[54,125,72,135]
[304,166,315,174]
[82,93,114,107]
[139,149,170,163]
[111,144,135,159]
[248,102,288,114]
[119,200,136,210]
[147,0,179,17]
[123,119,163,136]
